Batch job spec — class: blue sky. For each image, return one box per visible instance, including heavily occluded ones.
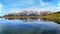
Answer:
[0,0,60,16]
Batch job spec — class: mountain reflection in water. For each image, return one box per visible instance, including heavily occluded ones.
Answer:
[5,18,49,22]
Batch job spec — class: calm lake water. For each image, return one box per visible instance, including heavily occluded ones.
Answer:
[0,18,60,34]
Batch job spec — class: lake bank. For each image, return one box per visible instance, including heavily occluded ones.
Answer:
[1,13,60,24]
[3,16,41,19]
[41,13,60,24]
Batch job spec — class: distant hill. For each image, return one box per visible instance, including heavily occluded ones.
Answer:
[41,12,60,24]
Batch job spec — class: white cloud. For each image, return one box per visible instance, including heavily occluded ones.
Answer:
[39,0,45,6]
[36,0,60,11]
[56,2,60,11]
[0,3,4,16]
[0,4,3,10]
[3,0,60,13]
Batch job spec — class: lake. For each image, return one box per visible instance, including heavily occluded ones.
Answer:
[0,18,60,34]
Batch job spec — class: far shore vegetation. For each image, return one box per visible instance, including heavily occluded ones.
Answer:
[1,11,60,24]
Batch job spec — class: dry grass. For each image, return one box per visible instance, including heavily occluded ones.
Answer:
[41,13,60,24]
[3,16,41,18]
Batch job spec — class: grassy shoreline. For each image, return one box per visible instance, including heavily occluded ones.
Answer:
[1,13,60,24]
[41,13,60,24]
